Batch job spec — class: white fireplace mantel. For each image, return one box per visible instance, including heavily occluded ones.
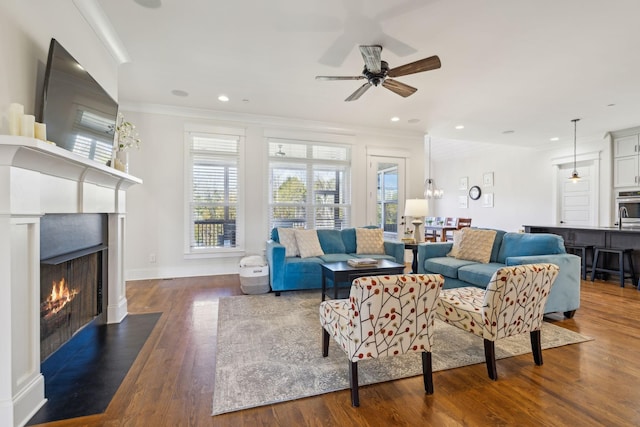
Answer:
[0,136,142,427]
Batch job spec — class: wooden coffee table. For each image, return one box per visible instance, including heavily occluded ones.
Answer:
[320,259,406,301]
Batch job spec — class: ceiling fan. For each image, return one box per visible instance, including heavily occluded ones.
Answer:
[315,45,441,101]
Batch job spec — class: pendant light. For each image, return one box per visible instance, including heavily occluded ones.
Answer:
[569,118,581,183]
[424,136,443,199]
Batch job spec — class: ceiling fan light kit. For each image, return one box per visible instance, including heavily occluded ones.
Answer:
[316,45,441,101]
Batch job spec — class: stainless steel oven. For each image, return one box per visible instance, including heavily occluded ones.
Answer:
[616,190,640,228]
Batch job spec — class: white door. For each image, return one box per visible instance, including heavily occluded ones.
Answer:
[366,156,406,239]
[558,161,596,226]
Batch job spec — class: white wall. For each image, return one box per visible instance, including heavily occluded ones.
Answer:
[120,106,425,280]
[427,136,613,232]
[0,1,118,131]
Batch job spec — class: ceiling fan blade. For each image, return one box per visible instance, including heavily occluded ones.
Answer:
[382,79,417,97]
[345,83,372,102]
[388,55,441,77]
[316,75,365,81]
[359,45,382,74]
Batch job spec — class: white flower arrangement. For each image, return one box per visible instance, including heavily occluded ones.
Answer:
[115,113,141,152]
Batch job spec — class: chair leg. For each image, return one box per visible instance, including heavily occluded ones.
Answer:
[421,351,434,395]
[349,361,359,407]
[483,339,498,381]
[590,249,600,281]
[627,251,636,288]
[322,329,329,357]
[619,251,625,287]
[530,330,543,366]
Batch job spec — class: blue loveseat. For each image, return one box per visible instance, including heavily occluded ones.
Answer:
[417,230,580,318]
[266,227,405,295]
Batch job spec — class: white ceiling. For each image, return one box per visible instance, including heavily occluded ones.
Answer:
[97,0,640,153]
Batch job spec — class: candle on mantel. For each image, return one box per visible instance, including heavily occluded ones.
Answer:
[20,114,35,138]
[34,122,47,141]
[8,103,24,136]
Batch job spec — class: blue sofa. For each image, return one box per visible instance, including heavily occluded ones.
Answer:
[266,227,405,295]
[417,230,580,318]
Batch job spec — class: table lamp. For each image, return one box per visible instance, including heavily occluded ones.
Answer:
[404,199,429,243]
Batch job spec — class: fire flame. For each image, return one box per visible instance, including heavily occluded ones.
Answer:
[42,278,78,316]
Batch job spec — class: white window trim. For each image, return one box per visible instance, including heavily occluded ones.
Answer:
[183,124,246,258]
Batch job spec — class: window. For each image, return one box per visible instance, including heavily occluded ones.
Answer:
[377,163,399,233]
[185,129,243,254]
[268,139,351,231]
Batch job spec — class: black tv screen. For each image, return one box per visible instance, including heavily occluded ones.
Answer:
[38,39,118,165]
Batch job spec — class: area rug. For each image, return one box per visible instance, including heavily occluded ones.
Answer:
[212,291,591,416]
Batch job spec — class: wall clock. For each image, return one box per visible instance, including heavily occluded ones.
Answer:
[469,185,482,200]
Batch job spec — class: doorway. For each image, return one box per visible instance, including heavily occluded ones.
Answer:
[556,160,597,226]
[367,155,406,239]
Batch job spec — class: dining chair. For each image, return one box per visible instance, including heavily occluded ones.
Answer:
[444,217,458,241]
[456,217,472,229]
[320,273,444,406]
[435,263,559,380]
[424,216,437,242]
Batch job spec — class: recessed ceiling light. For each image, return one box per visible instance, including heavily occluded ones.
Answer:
[391,117,400,122]
[171,89,188,97]
[218,95,230,102]
[407,118,421,124]
[455,125,464,130]
[502,130,515,134]
[550,137,559,141]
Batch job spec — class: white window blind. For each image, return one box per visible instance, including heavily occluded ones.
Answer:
[268,139,351,231]
[187,132,240,250]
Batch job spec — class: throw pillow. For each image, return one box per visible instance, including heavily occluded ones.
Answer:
[455,228,497,263]
[277,228,299,257]
[446,229,464,258]
[355,227,385,254]
[294,229,325,258]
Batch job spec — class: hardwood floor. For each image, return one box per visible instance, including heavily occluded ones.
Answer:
[33,276,640,427]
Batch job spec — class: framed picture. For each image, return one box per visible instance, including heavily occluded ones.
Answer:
[483,172,494,187]
[458,195,468,209]
[459,177,468,190]
[482,193,494,208]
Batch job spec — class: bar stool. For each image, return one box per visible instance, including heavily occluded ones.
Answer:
[590,247,636,288]
[565,244,594,280]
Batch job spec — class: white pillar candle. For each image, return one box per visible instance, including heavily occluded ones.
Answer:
[20,114,35,138]
[34,122,47,141]
[8,103,24,136]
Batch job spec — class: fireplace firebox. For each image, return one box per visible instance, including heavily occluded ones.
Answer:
[40,214,108,361]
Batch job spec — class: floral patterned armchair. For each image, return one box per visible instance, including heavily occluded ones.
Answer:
[319,273,444,407]
[435,263,560,380]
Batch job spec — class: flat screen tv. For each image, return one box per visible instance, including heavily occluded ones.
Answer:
[38,38,118,165]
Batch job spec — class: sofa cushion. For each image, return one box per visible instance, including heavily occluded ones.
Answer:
[355,227,385,254]
[497,233,566,264]
[294,229,325,258]
[277,227,299,257]
[457,262,505,288]
[284,256,324,276]
[447,229,464,258]
[317,229,346,254]
[424,257,477,279]
[456,228,497,263]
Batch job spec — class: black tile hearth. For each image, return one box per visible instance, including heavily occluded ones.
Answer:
[26,312,161,425]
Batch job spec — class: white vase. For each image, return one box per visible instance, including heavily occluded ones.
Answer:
[114,150,129,173]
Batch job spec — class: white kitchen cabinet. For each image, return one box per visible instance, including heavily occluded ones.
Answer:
[614,134,640,187]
